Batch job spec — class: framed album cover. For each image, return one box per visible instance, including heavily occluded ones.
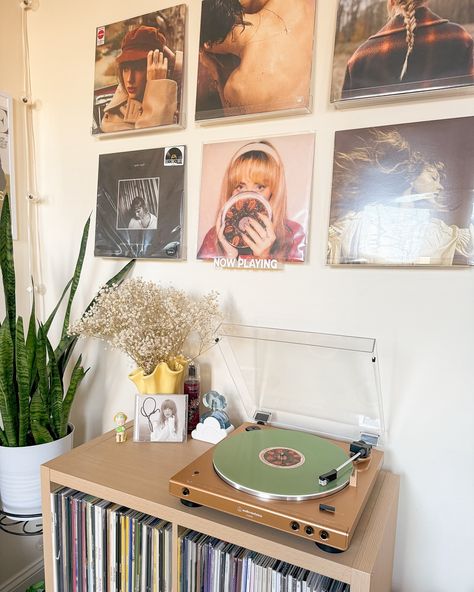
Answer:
[0,92,17,239]
[331,0,474,104]
[327,117,474,266]
[92,5,186,135]
[133,394,187,442]
[95,146,185,259]
[195,0,316,122]
[197,134,315,265]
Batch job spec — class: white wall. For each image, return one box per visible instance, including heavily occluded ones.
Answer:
[0,1,45,589]
[2,0,474,590]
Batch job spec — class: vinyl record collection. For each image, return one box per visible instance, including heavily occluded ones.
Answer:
[50,488,172,592]
[179,530,349,592]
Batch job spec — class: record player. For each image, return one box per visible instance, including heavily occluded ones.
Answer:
[169,324,385,552]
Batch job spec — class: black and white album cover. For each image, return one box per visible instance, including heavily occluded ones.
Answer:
[94,146,185,258]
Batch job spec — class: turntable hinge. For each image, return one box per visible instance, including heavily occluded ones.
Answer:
[360,432,379,447]
[253,410,272,425]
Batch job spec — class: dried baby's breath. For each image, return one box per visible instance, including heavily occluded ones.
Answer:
[69,278,222,375]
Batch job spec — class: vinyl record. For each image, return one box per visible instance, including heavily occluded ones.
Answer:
[213,428,351,501]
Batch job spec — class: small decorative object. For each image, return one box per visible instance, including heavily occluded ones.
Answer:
[133,394,187,442]
[191,390,234,444]
[114,412,128,443]
[69,278,222,395]
[184,361,200,434]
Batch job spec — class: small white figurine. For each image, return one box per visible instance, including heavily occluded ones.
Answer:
[191,390,234,444]
[114,412,128,443]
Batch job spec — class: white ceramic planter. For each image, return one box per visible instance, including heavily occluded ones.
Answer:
[0,426,74,518]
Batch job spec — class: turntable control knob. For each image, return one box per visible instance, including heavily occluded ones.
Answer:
[182,488,190,496]
[319,530,329,540]
[290,521,300,531]
[305,526,314,536]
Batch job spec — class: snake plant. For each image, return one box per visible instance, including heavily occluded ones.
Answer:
[0,196,134,446]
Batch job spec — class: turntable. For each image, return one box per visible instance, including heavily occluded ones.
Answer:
[169,325,385,552]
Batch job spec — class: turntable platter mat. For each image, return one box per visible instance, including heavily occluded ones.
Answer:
[213,428,351,500]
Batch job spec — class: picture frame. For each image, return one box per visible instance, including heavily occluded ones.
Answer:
[133,394,188,443]
[331,0,474,105]
[0,91,17,239]
[327,117,474,266]
[94,146,185,259]
[92,5,186,135]
[195,0,316,123]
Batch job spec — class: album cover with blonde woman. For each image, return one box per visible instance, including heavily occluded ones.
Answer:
[327,117,474,266]
[197,134,315,265]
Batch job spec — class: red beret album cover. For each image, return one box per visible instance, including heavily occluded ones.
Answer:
[92,5,185,135]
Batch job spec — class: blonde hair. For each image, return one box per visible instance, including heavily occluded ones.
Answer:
[332,128,445,219]
[219,141,293,258]
[388,0,425,80]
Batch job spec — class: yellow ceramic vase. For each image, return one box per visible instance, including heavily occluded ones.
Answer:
[129,361,185,395]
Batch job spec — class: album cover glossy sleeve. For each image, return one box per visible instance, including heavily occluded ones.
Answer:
[95,146,185,259]
[331,0,474,104]
[327,117,474,266]
[197,134,314,264]
[195,0,316,122]
[92,5,186,135]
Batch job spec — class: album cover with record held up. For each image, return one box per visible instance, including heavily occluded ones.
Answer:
[94,146,185,259]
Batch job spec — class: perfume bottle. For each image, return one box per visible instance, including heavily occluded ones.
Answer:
[184,361,200,434]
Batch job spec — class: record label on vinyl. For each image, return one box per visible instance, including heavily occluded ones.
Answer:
[213,428,351,501]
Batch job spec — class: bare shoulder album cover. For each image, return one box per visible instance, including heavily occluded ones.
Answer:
[95,146,185,259]
[92,5,186,134]
[197,134,315,264]
[195,0,316,121]
[331,0,474,103]
[327,116,474,266]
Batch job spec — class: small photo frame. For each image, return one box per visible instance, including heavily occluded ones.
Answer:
[133,394,187,442]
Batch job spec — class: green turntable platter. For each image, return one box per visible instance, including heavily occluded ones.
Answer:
[213,428,351,501]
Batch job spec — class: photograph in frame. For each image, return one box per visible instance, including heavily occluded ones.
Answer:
[92,5,186,135]
[327,117,474,266]
[195,0,316,122]
[133,394,187,442]
[331,0,474,103]
[95,146,185,259]
[0,92,17,239]
[197,134,315,265]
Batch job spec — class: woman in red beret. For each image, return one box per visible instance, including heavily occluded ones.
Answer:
[101,26,182,132]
